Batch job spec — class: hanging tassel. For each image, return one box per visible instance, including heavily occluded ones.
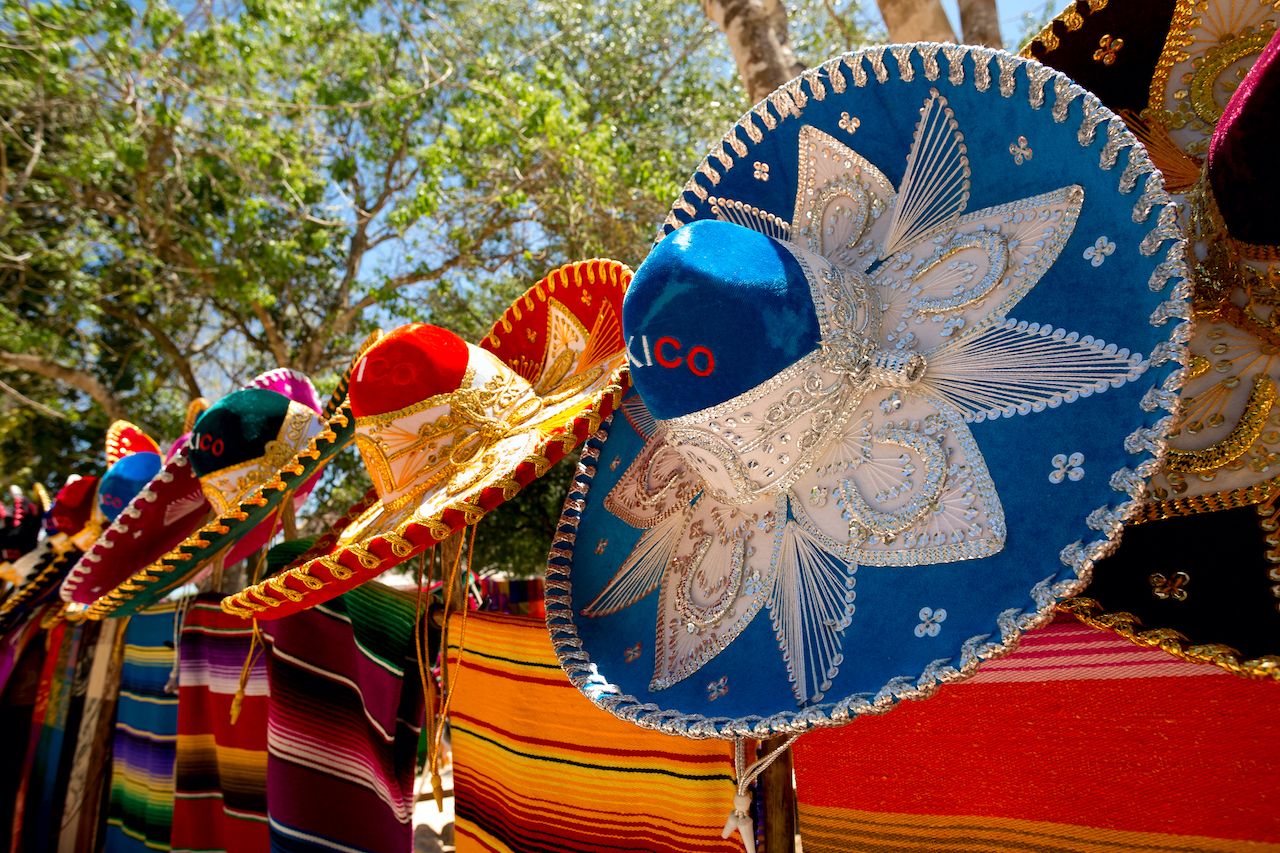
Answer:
[720,734,799,853]
[165,592,194,694]
[230,620,264,725]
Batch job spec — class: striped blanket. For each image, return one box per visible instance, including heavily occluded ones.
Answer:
[262,581,423,853]
[10,620,92,853]
[171,595,269,853]
[59,617,127,853]
[794,614,1280,852]
[447,611,743,853]
[105,601,180,853]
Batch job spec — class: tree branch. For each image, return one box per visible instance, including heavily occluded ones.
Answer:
[0,351,127,420]
[701,0,806,103]
[99,303,202,400]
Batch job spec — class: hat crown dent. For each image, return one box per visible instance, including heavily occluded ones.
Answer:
[349,324,471,419]
[624,220,825,421]
[98,452,161,522]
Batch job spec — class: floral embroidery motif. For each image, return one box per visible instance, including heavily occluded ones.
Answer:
[526,328,537,343]
[838,111,861,134]
[1083,236,1116,267]
[1149,571,1190,602]
[624,642,643,663]
[1009,135,1032,165]
[595,538,608,555]
[753,161,770,181]
[1049,452,1085,484]
[1093,34,1124,65]
[588,89,1147,708]
[706,676,729,701]
[914,606,947,638]
[610,456,621,471]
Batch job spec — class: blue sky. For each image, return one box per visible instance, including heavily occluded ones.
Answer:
[863,0,1053,48]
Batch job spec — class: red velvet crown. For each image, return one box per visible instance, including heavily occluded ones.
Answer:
[51,475,100,535]
[349,323,471,418]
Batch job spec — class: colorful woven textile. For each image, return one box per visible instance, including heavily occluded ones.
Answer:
[59,617,127,853]
[794,615,1280,852]
[475,577,544,618]
[105,601,180,853]
[11,620,91,853]
[262,581,423,852]
[171,595,269,853]
[0,616,45,843]
[447,611,742,852]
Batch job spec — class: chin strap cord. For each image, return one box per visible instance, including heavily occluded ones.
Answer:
[720,735,799,853]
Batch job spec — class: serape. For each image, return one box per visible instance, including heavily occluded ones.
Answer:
[262,581,423,853]
[171,595,269,853]
[794,615,1280,852]
[59,617,127,853]
[475,577,544,618]
[447,611,743,853]
[105,601,181,853]
[11,620,92,852]
[0,618,45,843]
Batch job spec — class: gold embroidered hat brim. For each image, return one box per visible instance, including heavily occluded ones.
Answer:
[220,258,632,620]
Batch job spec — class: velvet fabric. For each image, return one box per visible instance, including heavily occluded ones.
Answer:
[0,495,41,562]
[98,453,162,523]
[624,220,821,419]
[549,46,1186,734]
[1020,0,1178,114]
[1208,30,1280,246]
[50,476,99,536]
[349,323,471,417]
[190,388,294,474]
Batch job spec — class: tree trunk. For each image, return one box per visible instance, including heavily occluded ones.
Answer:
[702,0,806,104]
[875,0,957,43]
[958,0,1002,46]
[0,352,127,420]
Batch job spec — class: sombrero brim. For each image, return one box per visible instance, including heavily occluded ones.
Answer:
[61,448,211,605]
[0,543,83,633]
[81,364,362,620]
[1024,0,1278,192]
[221,258,632,620]
[545,44,1189,738]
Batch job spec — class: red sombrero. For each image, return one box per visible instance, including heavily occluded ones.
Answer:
[221,258,631,619]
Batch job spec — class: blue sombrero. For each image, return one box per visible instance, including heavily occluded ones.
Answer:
[546,44,1190,739]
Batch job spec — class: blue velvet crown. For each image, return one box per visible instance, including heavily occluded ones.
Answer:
[98,452,162,523]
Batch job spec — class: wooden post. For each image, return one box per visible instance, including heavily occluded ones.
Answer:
[760,735,797,853]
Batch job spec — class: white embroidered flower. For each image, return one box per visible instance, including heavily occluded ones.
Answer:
[914,606,947,638]
[1083,236,1116,267]
[1049,452,1085,484]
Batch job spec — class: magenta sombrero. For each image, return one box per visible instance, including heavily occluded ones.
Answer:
[62,370,327,617]
[221,258,632,619]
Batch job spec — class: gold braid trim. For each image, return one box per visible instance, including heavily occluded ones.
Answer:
[1134,475,1280,523]
[1019,0,1111,57]
[1060,597,1280,679]
[1165,375,1277,473]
